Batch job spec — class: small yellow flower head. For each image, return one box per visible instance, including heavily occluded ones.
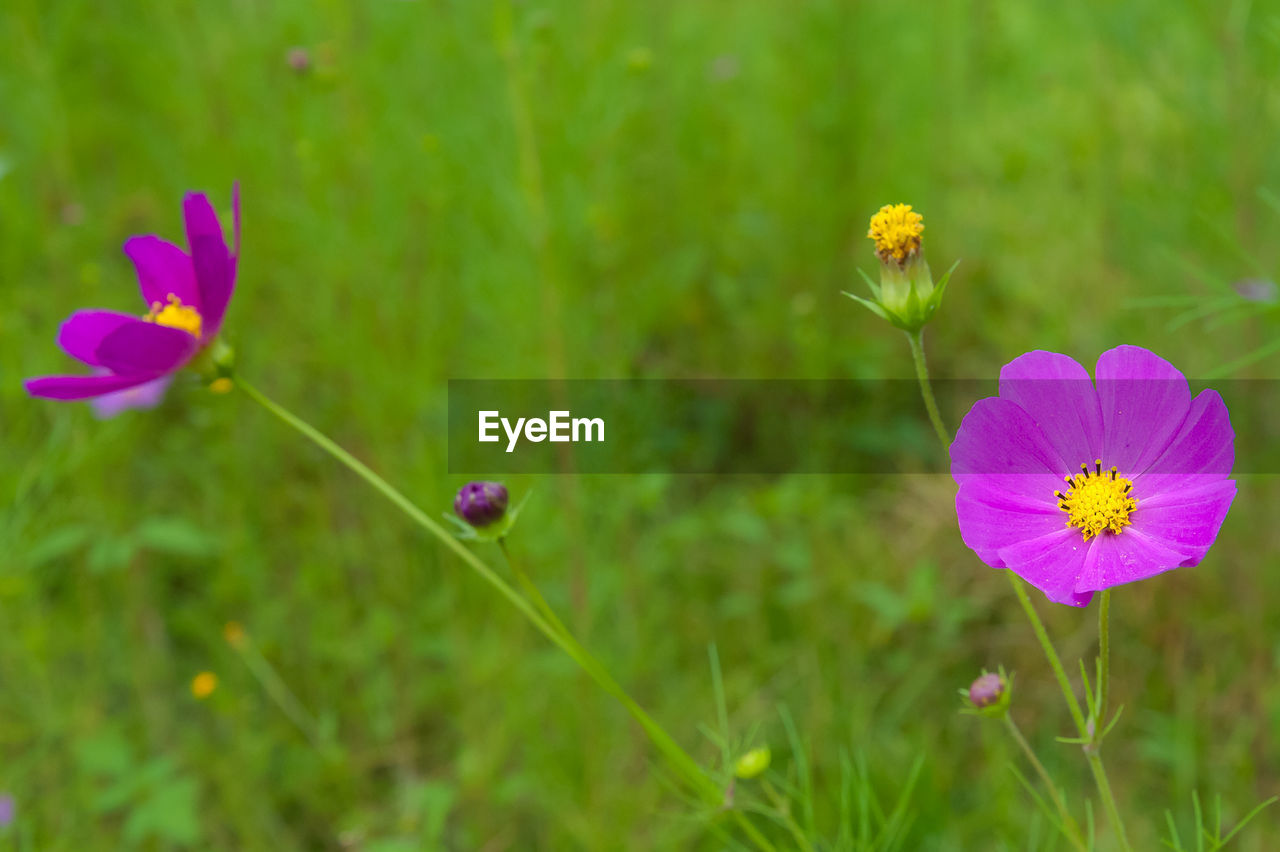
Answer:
[733,746,771,780]
[191,671,218,699]
[209,377,234,394]
[867,203,924,265]
[223,621,246,648]
[846,201,953,333]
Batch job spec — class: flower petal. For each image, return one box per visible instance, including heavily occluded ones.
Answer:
[998,351,1103,468]
[183,191,234,335]
[55,310,140,367]
[956,477,1064,567]
[25,371,161,401]
[995,528,1095,607]
[1095,345,1191,474]
[1135,389,1233,497]
[90,374,172,418]
[951,396,1067,502]
[1074,529,1190,593]
[94,319,197,375]
[123,235,200,312]
[1130,479,1236,560]
[228,182,242,285]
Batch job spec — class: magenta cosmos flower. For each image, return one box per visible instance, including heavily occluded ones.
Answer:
[25,186,240,404]
[951,346,1235,607]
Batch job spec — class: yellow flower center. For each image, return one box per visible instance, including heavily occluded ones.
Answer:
[144,294,202,337]
[867,203,925,264]
[1055,460,1138,541]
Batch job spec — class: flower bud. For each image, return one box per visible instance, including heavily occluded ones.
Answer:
[734,747,771,780]
[846,203,954,333]
[968,672,1004,708]
[961,669,1012,718]
[454,481,509,528]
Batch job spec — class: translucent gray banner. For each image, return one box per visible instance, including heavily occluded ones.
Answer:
[447,380,1270,474]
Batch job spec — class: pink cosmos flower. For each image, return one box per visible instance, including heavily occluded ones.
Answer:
[951,346,1235,607]
[25,186,240,405]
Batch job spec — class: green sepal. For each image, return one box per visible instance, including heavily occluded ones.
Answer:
[842,290,890,321]
[188,337,236,385]
[855,266,882,300]
[847,257,958,334]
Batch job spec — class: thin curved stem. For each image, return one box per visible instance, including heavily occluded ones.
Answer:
[1090,589,1130,850]
[1006,574,1087,734]
[235,376,778,849]
[761,780,818,852]
[906,329,950,451]
[498,538,571,641]
[1086,751,1130,851]
[1002,716,1087,851]
[1008,577,1130,850]
[230,633,324,749]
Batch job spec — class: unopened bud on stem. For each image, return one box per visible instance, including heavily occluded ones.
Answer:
[846,203,955,333]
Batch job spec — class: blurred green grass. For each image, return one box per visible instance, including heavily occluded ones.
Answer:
[3,0,1280,848]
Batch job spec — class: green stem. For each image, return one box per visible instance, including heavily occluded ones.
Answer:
[906,329,950,451]
[233,637,325,749]
[1008,577,1130,850]
[761,780,818,852]
[1090,589,1130,850]
[1002,715,1087,851]
[496,543,778,852]
[498,538,571,642]
[1086,751,1130,851]
[1097,589,1111,729]
[1006,574,1087,734]
[235,377,776,851]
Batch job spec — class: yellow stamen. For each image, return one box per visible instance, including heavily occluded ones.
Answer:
[867,203,924,264]
[144,294,203,337]
[1054,460,1138,541]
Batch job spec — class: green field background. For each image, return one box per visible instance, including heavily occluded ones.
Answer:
[3,1,1280,848]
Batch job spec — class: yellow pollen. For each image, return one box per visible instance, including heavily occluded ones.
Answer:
[144,293,203,337]
[209,378,234,394]
[1055,459,1138,541]
[867,203,925,264]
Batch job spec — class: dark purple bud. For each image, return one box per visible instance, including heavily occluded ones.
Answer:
[968,672,1005,708]
[454,481,509,528]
